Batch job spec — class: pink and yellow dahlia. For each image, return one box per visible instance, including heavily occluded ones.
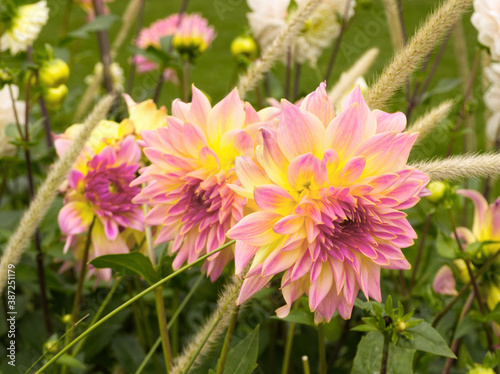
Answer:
[55,122,143,282]
[172,14,216,58]
[227,83,429,323]
[132,86,271,281]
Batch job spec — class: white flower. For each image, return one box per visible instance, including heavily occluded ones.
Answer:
[485,63,500,112]
[486,111,500,144]
[247,0,355,66]
[1,1,49,55]
[0,85,25,157]
[471,0,500,61]
[85,62,125,92]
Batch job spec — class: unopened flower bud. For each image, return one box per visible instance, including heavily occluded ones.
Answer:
[426,181,447,204]
[39,59,70,88]
[0,68,14,87]
[62,314,72,324]
[395,321,407,332]
[231,36,258,60]
[44,340,59,354]
[43,84,68,110]
[467,366,495,374]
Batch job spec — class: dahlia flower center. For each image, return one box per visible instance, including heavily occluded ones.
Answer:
[84,163,140,215]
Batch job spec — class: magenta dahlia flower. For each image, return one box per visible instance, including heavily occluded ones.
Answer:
[132,85,272,281]
[56,133,143,282]
[227,83,430,323]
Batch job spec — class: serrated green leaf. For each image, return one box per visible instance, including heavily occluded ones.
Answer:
[223,325,260,374]
[397,321,456,358]
[90,252,158,285]
[351,331,415,374]
[271,309,315,327]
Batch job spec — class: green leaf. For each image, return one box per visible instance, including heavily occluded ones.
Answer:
[90,252,158,285]
[271,309,315,327]
[112,334,146,374]
[397,321,456,358]
[436,229,456,259]
[351,331,415,374]
[68,15,119,39]
[57,354,86,369]
[420,78,461,102]
[223,326,260,374]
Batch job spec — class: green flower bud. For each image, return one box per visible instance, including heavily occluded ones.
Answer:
[230,36,258,60]
[426,181,447,204]
[44,340,59,354]
[39,59,70,88]
[62,314,72,324]
[467,366,495,374]
[43,84,68,110]
[395,321,407,332]
[0,68,14,87]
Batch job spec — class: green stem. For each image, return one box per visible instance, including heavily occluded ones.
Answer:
[301,355,311,374]
[183,59,190,102]
[134,274,205,374]
[318,323,327,374]
[72,277,122,356]
[281,321,297,374]
[380,333,390,374]
[34,240,235,374]
[216,306,240,374]
[142,203,173,372]
[172,288,180,357]
[155,287,173,372]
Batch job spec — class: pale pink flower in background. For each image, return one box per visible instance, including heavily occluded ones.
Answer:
[172,13,216,57]
[471,0,500,61]
[132,85,271,281]
[432,265,458,296]
[227,83,429,323]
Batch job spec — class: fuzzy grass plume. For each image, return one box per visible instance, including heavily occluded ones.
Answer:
[327,48,379,105]
[367,0,473,109]
[171,276,243,374]
[237,0,323,99]
[0,95,115,296]
[407,99,455,142]
[410,152,500,181]
[382,0,405,50]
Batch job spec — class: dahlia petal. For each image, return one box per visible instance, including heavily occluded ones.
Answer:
[340,156,366,185]
[455,227,476,246]
[457,189,490,238]
[341,86,377,139]
[273,215,305,235]
[374,110,406,133]
[491,198,500,239]
[58,202,93,236]
[91,221,128,258]
[309,261,334,311]
[257,127,289,188]
[182,122,208,157]
[190,85,211,131]
[300,82,335,127]
[237,274,273,304]
[277,100,325,161]
[207,88,245,146]
[234,156,269,196]
[235,241,260,275]
[254,185,295,214]
[219,129,254,161]
[101,216,119,241]
[433,265,458,296]
[68,170,84,190]
[325,103,364,159]
[227,211,282,246]
[287,153,326,191]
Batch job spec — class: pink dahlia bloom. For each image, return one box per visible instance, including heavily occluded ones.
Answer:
[132,86,271,281]
[227,83,429,323]
[56,134,143,282]
[172,14,216,57]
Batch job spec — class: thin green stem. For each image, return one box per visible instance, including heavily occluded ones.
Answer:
[281,321,297,374]
[318,323,327,374]
[155,288,173,372]
[143,203,173,372]
[7,84,23,138]
[301,356,311,374]
[380,333,390,374]
[216,306,240,374]
[408,213,433,293]
[183,59,190,102]
[134,274,205,374]
[324,0,352,82]
[285,48,292,100]
[72,277,122,356]
[34,241,234,373]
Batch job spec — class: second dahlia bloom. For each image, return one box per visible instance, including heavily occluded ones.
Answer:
[55,123,143,282]
[133,86,270,281]
[172,14,216,59]
[227,83,429,323]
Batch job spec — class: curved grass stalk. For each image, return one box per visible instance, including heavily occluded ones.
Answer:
[33,240,235,373]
